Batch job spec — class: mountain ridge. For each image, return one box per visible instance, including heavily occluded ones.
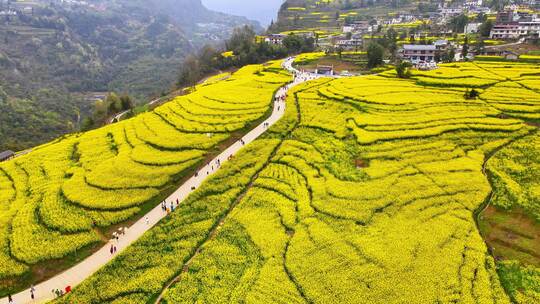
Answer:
[0,0,259,151]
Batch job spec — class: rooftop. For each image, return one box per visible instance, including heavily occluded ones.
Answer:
[316,65,334,71]
[403,44,437,51]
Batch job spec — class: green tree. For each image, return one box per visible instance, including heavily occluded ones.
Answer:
[385,28,398,58]
[283,34,315,54]
[450,14,468,33]
[120,94,134,111]
[81,117,94,131]
[395,61,412,78]
[476,38,486,55]
[462,36,469,60]
[443,48,456,62]
[177,54,202,88]
[479,19,494,37]
[464,88,480,99]
[106,93,122,115]
[367,42,384,68]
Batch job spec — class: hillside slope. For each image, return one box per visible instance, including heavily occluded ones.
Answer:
[0,0,259,151]
[0,60,290,297]
[53,59,540,303]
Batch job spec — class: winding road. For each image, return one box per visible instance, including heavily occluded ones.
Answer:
[2,57,327,304]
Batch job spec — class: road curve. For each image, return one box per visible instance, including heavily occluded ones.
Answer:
[2,57,325,304]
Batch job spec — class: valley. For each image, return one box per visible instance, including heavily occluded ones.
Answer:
[0,0,258,151]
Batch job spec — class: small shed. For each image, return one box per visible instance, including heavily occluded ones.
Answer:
[0,150,14,162]
[316,65,334,76]
[503,51,519,60]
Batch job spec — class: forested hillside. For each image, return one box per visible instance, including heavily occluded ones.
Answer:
[0,0,258,151]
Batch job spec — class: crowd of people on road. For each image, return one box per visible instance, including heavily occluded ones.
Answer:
[161,199,180,215]
[5,56,314,304]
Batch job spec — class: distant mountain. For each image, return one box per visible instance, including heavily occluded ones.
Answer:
[202,0,284,26]
[122,0,262,33]
[0,0,258,151]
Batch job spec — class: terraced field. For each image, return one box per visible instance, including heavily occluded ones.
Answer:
[276,0,417,35]
[0,60,290,295]
[50,60,540,303]
[481,132,540,303]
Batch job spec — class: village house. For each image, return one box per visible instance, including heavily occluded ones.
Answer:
[401,44,437,62]
[264,34,287,45]
[335,38,363,50]
[465,22,482,34]
[434,40,451,52]
[351,20,370,32]
[490,9,540,39]
[439,7,464,19]
[342,25,355,33]
[464,0,483,8]
[490,19,540,39]
[490,23,521,39]
[469,6,491,14]
[343,21,371,33]
[478,49,519,60]
[315,65,334,76]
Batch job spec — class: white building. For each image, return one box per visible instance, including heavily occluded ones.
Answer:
[469,6,491,14]
[401,44,437,63]
[342,26,354,33]
[490,24,521,39]
[465,22,482,34]
[434,39,450,51]
[335,39,363,50]
[264,34,287,45]
[439,7,464,18]
[465,0,483,7]
[490,20,540,39]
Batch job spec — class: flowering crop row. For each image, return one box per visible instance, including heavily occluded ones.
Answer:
[0,61,290,286]
[50,60,540,303]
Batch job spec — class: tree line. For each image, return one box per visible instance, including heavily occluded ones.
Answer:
[177,26,315,88]
[81,93,134,131]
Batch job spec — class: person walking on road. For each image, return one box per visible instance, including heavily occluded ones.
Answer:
[145,216,149,225]
[8,294,12,304]
[30,284,35,301]
[110,244,114,255]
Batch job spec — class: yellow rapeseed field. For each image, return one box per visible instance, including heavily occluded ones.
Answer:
[54,60,540,303]
[0,61,290,287]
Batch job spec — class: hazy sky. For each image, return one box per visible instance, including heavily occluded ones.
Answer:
[202,0,283,26]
